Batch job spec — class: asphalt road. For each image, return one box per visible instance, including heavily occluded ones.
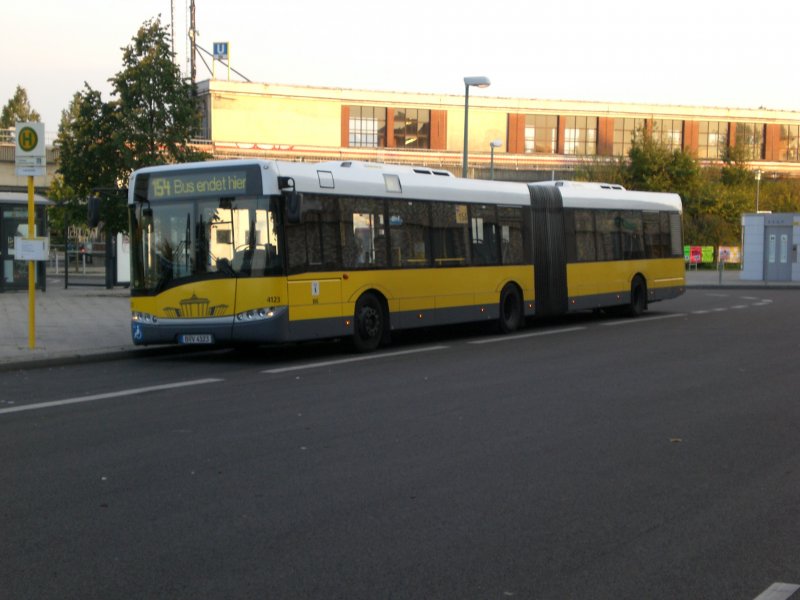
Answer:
[2,289,800,600]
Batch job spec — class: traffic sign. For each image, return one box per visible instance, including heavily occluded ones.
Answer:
[15,122,46,177]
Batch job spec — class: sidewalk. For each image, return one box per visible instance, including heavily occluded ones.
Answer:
[0,278,138,370]
[684,267,800,289]
[1,270,797,370]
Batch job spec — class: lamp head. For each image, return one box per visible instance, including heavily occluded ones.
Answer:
[464,76,491,88]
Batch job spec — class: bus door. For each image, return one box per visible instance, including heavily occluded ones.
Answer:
[528,185,568,316]
[284,199,344,338]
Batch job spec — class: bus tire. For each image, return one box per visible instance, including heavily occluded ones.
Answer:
[353,292,386,352]
[498,284,524,333]
[628,276,647,317]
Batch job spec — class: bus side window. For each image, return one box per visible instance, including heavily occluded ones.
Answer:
[388,200,431,268]
[643,211,662,258]
[498,206,524,264]
[285,195,342,273]
[340,197,386,269]
[470,205,499,266]
[573,209,596,262]
[620,211,644,260]
[431,203,469,266]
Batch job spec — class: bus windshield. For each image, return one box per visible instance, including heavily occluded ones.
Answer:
[129,195,282,293]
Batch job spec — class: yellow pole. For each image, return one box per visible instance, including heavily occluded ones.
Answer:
[27,175,35,349]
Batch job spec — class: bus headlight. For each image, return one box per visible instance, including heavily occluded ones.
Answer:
[132,311,157,324]
[236,307,276,321]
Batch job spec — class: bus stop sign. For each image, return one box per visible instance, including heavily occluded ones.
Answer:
[15,122,46,177]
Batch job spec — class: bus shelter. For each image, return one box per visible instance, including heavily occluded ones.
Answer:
[0,192,51,293]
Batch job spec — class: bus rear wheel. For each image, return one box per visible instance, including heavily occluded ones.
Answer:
[628,276,647,317]
[353,293,386,352]
[498,284,524,333]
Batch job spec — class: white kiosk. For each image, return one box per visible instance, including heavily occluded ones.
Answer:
[741,213,800,282]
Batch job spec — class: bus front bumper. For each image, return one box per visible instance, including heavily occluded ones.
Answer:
[130,307,290,346]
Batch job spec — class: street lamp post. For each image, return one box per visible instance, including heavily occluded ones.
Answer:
[490,139,502,180]
[462,76,491,178]
[755,169,762,212]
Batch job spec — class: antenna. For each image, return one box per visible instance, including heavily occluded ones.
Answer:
[170,0,175,57]
[189,0,196,86]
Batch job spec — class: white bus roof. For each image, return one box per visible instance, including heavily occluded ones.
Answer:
[130,159,681,213]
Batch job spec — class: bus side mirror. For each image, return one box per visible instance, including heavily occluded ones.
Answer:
[87,197,101,228]
[286,191,303,223]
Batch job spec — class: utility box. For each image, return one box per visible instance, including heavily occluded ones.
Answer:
[741,213,800,282]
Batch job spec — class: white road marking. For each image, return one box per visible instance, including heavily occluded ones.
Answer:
[0,378,225,416]
[468,326,586,344]
[601,313,687,326]
[262,346,448,374]
[753,582,800,600]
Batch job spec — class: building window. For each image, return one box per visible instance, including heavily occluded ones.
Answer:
[524,115,558,154]
[697,121,729,159]
[393,108,430,149]
[348,106,387,148]
[780,125,800,161]
[613,118,645,156]
[563,116,597,155]
[735,123,765,160]
[652,119,683,151]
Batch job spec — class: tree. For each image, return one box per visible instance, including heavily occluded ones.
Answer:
[55,88,126,235]
[110,17,207,167]
[0,85,41,127]
[54,17,209,235]
[720,142,753,187]
[624,128,699,197]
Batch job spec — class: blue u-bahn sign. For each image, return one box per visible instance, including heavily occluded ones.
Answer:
[213,42,229,60]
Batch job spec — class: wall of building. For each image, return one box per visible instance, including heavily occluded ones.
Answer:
[447,106,507,153]
[209,91,342,146]
[195,80,800,178]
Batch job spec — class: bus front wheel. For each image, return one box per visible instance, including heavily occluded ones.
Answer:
[353,293,386,352]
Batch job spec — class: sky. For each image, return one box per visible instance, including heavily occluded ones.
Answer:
[4,0,799,134]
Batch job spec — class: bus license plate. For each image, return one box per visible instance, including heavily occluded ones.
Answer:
[179,334,214,345]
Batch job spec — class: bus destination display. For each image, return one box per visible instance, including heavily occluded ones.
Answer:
[148,169,251,200]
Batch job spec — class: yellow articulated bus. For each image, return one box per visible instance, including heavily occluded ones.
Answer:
[128,159,684,351]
